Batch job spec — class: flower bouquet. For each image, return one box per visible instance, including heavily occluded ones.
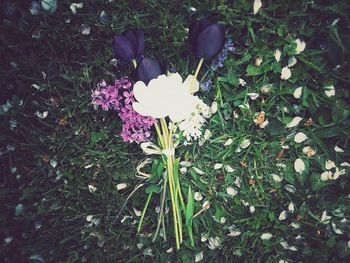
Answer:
[91,19,230,249]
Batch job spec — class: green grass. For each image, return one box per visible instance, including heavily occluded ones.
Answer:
[1,0,350,262]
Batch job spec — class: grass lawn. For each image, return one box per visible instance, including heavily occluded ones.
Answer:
[1,0,350,262]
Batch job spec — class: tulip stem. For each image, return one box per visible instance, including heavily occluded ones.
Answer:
[193,58,204,80]
[132,59,137,69]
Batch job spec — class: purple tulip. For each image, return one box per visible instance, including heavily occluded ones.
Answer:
[136,57,162,84]
[112,28,144,62]
[189,19,226,60]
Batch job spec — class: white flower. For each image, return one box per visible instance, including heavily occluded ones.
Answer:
[294,132,308,143]
[207,237,221,250]
[325,160,336,170]
[288,56,297,67]
[239,78,246,86]
[240,139,251,149]
[288,202,295,213]
[249,206,256,213]
[194,192,203,201]
[224,164,235,173]
[224,138,233,146]
[275,49,281,62]
[295,39,306,54]
[324,85,335,97]
[247,92,259,100]
[214,163,223,170]
[320,210,331,224]
[70,3,83,14]
[279,210,288,220]
[183,74,199,94]
[333,167,346,180]
[227,187,238,197]
[332,222,343,234]
[293,87,302,99]
[321,171,332,181]
[210,101,218,114]
[253,0,262,14]
[294,158,305,174]
[117,183,127,190]
[133,73,199,122]
[260,233,273,240]
[271,173,283,182]
[281,67,291,80]
[286,117,302,128]
[334,145,344,153]
[195,251,204,262]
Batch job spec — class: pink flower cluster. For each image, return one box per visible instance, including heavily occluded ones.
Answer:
[91,77,156,143]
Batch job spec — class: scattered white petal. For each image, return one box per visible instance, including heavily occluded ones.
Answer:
[180,161,191,167]
[201,233,208,242]
[240,139,251,149]
[86,215,93,222]
[80,24,91,35]
[210,101,218,114]
[260,84,272,94]
[241,200,250,206]
[204,129,212,140]
[117,183,127,191]
[302,146,316,157]
[41,0,57,13]
[249,206,256,213]
[227,225,241,237]
[238,102,250,110]
[214,163,223,170]
[275,49,281,62]
[247,92,259,100]
[334,145,344,153]
[332,222,343,234]
[180,167,187,174]
[324,85,335,97]
[253,0,262,15]
[260,119,269,128]
[320,211,331,224]
[239,78,246,86]
[193,167,205,175]
[202,200,210,209]
[255,57,263,67]
[281,67,291,80]
[321,171,332,181]
[133,207,141,217]
[224,138,233,146]
[295,39,306,54]
[294,132,308,143]
[224,164,235,173]
[195,252,204,262]
[88,184,97,193]
[281,145,289,150]
[291,222,300,229]
[260,233,273,240]
[220,217,226,224]
[288,202,295,213]
[166,247,173,253]
[325,160,336,170]
[340,162,350,167]
[288,56,297,67]
[5,236,14,244]
[286,117,302,128]
[226,187,238,197]
[294,158,305,174]
[70,3,83,15]
[194,192,203,201]
[207,237,221,250]
[333,167,345,180]
[271,173,283,182]
[279,260,288,263]
[293,87,302,99]
[234,177,241,188]
[35,111,49,119]
[49,159,57,168]
[348,240,350,249]
[279,210,288,220]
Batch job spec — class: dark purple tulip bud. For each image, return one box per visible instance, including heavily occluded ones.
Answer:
[136,57,162,84]
[189,19,226,60]
[112,28,144,62]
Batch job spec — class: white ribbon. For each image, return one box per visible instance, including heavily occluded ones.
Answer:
[140,142,175,156]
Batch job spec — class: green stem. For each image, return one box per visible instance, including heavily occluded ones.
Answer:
[137,192,153,233]
[193,58,204,80]
[152,183,167,242]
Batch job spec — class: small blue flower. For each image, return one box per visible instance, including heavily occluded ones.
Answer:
[210,38,235,71]
[200,79,212,92]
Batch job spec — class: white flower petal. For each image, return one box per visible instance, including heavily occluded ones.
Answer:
[324,85,335,97]
[240,139,251,149]
[295,39,306,54]
[226,187,238,197]
[195,252,204,262]
[286,117,302,128]
[271,173,283,182]
[293,87,302,99]
[239,78,246,86]
[133,207,142,217]
[247,92,259,100]
[281,67,291,80]
[204,129,212,140]
[325,160,336,170]
[279,210,288,220]
[194,192,203,201]
[224,138,233,146]
[202,200,210,209]
[321,171,332,181]
[288,202,295,213]
[193,167,205,175]
[259,119,269,128]
[70,3,83,15]
[36,111,49,119]
[260,233,273,240]
[249,206,256,213]
[294,158,305,174]
[334,145,344,153]
[210,101,218,114]
[117,183,127,190]
[183,75,199,94]
[332,222,343,234]
[275,49,281,62]
[180,161,192,167]
[88,184,97,193]
[214,163,223,170]
[207,237,221,250]
[224,164,235,173]
[288,56,297,67]
[294,132,308,143]
[320,210,331,223]
[253,0,262,14]
[340,162,350,167]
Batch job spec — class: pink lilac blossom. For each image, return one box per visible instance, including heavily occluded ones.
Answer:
[91,77,156,143]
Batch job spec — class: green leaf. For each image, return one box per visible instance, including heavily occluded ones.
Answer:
[145,185,161,194]
[185,186,194,226]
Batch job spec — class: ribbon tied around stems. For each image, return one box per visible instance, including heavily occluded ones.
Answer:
[140,142,175,156]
